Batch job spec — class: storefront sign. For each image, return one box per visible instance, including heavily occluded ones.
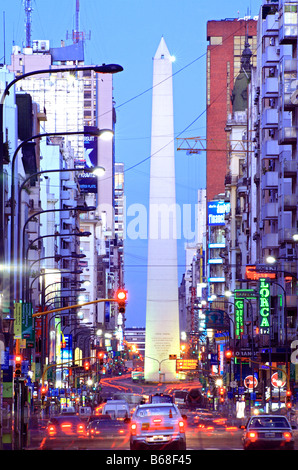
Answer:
[259,278,270,334]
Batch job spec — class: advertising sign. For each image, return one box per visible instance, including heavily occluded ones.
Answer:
[176,359,198,371]
[259,278,270,334]
[207,201,230,226]
[75,126,98,193]
[22,302,34,345]
[234,298,244,338]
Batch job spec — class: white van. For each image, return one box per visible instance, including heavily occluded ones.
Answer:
[79,406,92,417]
[102,400,130,420]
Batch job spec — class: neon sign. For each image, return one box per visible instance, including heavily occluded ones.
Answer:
[259,278,270,334]
[235,299,244,338]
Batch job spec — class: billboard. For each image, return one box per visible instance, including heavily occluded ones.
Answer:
[75,126,98,193]
[207,201,230,225]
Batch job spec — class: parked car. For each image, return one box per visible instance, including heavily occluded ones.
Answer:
[241,414,295,450]
[129,403,186,450]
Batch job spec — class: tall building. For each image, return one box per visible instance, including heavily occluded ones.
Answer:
[223,0,298,396]
[4,18,123,383]
[206,18,257,201]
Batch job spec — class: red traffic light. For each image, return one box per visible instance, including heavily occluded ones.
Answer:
[15,355,22,377]
[84,361,90,371]
[115,289,127,301]
[40,386,47,395]
[225,349,233,362]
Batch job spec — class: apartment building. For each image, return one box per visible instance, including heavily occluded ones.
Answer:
[224,0,298,388]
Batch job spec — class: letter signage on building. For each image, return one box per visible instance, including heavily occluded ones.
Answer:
[235,298,244,338]
[259,278,270,334]
[207,201,231,226]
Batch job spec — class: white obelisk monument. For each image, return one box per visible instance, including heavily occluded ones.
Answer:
[144,37,180,382]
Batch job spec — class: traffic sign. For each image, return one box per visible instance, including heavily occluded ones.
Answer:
[244,375,258,390]
[271,372,286,388]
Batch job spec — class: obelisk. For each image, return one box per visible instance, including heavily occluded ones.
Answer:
[144,37,180,382]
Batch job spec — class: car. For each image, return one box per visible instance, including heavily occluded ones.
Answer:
[41,415,87,450]
[86,418,128,440]
[129,403,186,450]
[241,414,295,450]
[102,399,131,420]
[149,393,174,404]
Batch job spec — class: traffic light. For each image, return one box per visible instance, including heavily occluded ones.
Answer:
[14,355,22,378]
[115,289,127,314]
[40,386,47,404]
[84,361,90,371]
[225,349,233,364]
[98,351,105,365]
[286,390,292,409]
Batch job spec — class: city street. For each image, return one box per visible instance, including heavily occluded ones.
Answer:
[24,374,298,451]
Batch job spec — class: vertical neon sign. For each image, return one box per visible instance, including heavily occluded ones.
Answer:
[259,278,270,334]
[235,299,244,338]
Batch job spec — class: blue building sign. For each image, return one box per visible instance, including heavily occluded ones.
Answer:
[207,201,230,226]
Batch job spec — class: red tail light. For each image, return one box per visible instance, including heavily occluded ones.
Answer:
[77,424,85,434]
[247,431,258,442]
[283,432,292,441]
[47,424,56,436]
[131,423,137,435]
[178,420,185,433]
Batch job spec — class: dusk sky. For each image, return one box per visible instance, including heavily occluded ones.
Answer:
[1,0,261,326]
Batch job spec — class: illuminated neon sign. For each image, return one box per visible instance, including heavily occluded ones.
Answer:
[259,278,270,334]
[235,299,244,338]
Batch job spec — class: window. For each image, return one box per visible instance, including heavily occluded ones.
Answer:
[210,36,223,45]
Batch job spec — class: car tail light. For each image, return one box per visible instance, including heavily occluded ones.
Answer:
[178,420,185,433]
[77,424,85,434]
[47,425,56,436]
[153,418,162,423]
[283,432,292,441]
[131,423,137,435]
[247,431,258,442]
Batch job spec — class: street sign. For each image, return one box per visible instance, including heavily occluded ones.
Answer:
[271,372,286,388]
[244,375,258,390]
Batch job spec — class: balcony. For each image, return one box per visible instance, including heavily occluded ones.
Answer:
[283,193,297,209]
[262,46,280,66]
[283,159,297,176]
[262,12,279,37]
[262,139,279,158]
[279,126,297,144]
[262,77,278,98]
[262,232,279,248]
[261,202,278,219]
[279,4,298,45]
[278,227,297,243]
[262,108,278,128]
[261,171,278,188]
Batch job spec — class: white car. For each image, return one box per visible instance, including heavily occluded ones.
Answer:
[129,403,187,450]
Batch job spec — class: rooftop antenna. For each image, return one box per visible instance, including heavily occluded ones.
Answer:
[24,0,33,48]
[66,0,91,44]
